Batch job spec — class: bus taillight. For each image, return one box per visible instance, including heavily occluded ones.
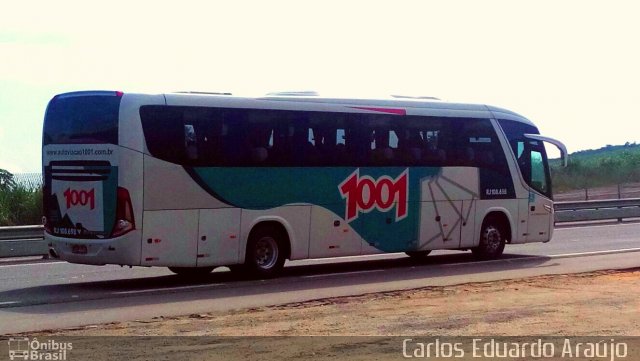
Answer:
[42,216,52,234]
[111,187,135,238]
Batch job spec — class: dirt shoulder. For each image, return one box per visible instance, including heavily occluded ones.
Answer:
[33,268,640,337]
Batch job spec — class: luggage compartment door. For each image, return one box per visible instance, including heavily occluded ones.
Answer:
[141,210,198,267]
[197,208,241,267]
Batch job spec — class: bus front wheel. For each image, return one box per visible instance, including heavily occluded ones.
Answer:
[472,218,506,260]
[245,226,287,277]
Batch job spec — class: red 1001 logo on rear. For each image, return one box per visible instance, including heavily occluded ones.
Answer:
[63,188,96,210]
[339,169,408,223]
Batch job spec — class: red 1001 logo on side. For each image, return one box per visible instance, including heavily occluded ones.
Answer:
[339,169,408,223]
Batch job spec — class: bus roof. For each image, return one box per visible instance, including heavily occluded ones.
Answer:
[259,94,534,124]
[181,92,536,127]
[49,90,536,127]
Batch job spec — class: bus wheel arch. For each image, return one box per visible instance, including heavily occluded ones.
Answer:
[243,221,290,277]
[472,211,511,260]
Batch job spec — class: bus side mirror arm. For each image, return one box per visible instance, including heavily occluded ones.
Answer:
[524,134,568,167]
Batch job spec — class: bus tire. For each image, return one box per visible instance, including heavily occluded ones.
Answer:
[405,250,431,259]
[245,225,286,277]
[472,217,506,260]
[168,266,214,277]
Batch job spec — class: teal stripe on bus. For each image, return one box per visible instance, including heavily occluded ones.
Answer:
[189,167,441,252]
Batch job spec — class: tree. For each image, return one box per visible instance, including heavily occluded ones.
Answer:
[0,169,16,192]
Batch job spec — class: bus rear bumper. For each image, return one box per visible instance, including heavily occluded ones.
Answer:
[46,230,142,266]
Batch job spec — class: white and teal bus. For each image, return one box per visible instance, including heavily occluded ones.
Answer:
[42,91,567,277]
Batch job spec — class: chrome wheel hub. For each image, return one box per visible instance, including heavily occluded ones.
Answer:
[255,236,278,269]
[483,225,502,253]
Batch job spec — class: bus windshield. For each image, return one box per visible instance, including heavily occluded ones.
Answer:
[497,119,553,198]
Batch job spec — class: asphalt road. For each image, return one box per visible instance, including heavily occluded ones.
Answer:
[0,221,639,334]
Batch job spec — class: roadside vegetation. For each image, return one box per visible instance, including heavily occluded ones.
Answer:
[550,142,640,192]
[0,169,43,226]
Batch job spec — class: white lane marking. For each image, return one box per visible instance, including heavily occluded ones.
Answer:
[113,283,224,295]
[0,261,65,269]
[548,247,640,258]
[439,248,640,267]
[0,301,21,306]
[0,261,65,268]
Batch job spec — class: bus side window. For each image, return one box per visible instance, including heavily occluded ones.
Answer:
[303,127,321,165]
[308,128,315,146]
[140,105,186,164]
[462,118,509,174]
[269,118,293,166]
[370,129,396,165]
[220,109,248,166]
[402,116,444,167]
[336,128,346,146]
[398,129,423,165]
[345,117,368,166]
[335,128,348,163]
[309,125,328,165]
[439,119,464,166]
[339,125,364,166]
[247,124,270,164]
[180,107,225,166]
[198,112,223,165]
[184,124,198,161]
[516,140,530,182]
[423,130,446,165]
[309,113,343,165]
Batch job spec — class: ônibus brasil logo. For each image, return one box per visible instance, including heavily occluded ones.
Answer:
[339,169,408,223]
[7,337,72,361]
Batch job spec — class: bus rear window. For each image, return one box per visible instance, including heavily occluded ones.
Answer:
[43,93,121,145]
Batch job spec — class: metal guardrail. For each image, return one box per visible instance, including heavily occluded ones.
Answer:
[554,198,640,223]
[0,199,639,258]
[0,225,44,241]
[0,225,48,259]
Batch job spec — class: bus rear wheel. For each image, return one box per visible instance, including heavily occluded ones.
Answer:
[168,266,214,277]
[245,226,286,278]
[472,218,506,260]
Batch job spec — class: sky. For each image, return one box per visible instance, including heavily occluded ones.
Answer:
[1,0,639,173]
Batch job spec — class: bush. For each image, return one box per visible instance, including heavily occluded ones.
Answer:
[0,170,43,226]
